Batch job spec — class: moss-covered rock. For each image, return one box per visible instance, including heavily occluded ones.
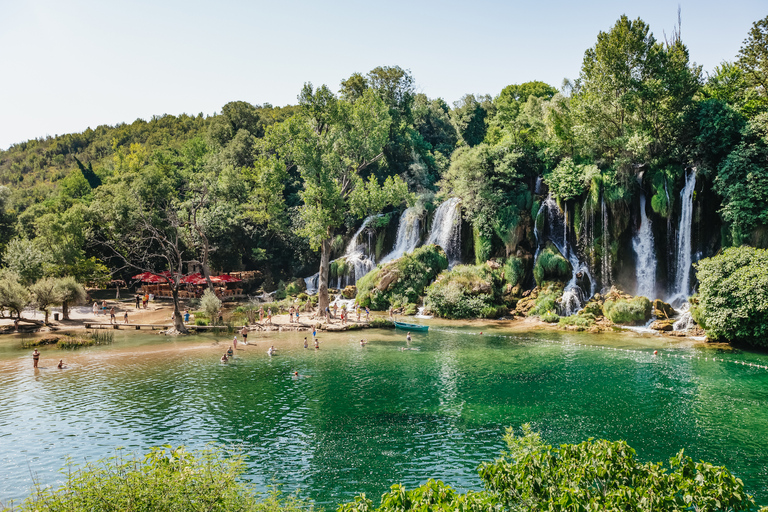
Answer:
[603,295,652,325]
[652,299,676,319]
[534,244,571,285]
[341,285,357,299]
[650,319,675,331]
[356,244,449,311]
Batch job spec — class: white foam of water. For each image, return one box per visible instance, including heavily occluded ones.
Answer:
[668,170,696,306]
[426,198,462,266]
[381,207,420,264]
[633,192,656,298]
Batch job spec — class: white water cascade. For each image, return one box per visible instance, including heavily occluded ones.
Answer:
[673,302,695,331]
[380,207,421,264]
[632,192,656,298]
[535,194,594,316]
[303,215,380,294]
[426,197,462,266]
[601,197,611,290]
[669,170,696,305]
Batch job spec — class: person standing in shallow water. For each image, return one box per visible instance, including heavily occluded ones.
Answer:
[32,349,40,368]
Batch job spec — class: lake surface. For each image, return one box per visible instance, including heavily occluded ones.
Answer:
[1,324,767,506]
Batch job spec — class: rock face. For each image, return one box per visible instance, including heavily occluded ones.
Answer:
[652,299,676,319]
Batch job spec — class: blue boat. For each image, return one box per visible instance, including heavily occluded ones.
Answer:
[394,321,429,332]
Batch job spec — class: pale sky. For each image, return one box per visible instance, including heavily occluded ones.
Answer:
[0,0,765,150]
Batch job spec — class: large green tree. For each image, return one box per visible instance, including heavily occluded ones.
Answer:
[276,84,409,311]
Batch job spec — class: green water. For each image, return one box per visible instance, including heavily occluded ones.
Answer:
[1,326,767,506]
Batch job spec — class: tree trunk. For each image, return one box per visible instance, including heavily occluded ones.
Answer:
[62,300,70,321]
[44,309,49,325]
[171,288,188,334]
[317,237,332,313]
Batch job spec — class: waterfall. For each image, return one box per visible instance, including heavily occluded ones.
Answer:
[533,201,546,263]
[535,194,594,315]
[632,192,656,298]
[380,207,420,264]
[669,170,696,305]
[340,215,380,286]
[601,196,611,290]
[426,197,462,266]
[302,215,380,293]
[673,302,695,331]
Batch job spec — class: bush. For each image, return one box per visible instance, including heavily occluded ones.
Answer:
[558,313,596,329]
[194,318,209,326]
[533,245,571,286]
[13,445,311,512]
[200,289,222,325]
[603,296,651,325]
[424,263,504,319]
[339,425,758,512]
[540,311,560,323]
[528,282,564,317]
[356,244,449,310]
[695,246,768,344]
[284,279,305,296]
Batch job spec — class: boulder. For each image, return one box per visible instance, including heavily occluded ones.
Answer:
[650,319,675,331]
[652,299,676,319]
[342,285,357,299]
[376,269,399,292]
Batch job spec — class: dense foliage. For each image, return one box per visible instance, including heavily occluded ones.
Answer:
[602,295,652,325]
[339,424,761,511]
[356,244,448,311]
[9,445,310,512]
[1,15,768,329]
[695,246,768,345]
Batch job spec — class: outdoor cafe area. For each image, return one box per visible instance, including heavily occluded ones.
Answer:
[132,272,245,300]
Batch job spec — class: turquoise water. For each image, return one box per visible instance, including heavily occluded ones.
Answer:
[1,326,767,506]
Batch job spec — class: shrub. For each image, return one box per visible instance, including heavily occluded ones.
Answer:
[533,245,571,286]
[194,318,208,326]
[528,282,564,317]
[424,264,500,319]
[357,244,448,310]
[695,246,768,344]
[540,311,560,323]
[558,313,596,329]
[603,296,651,325]
[339,425,757,512]
[503,256,524,287]
[200,289,222,325]
[284,279,305,296]
[14,445,311,512]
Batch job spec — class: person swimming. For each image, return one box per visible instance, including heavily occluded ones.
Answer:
[360,339,367,346]
[57,359,64,369]
[406,332,412,342]
[227,346,234,356]
[267,345,275,356]
[221,353,228,362]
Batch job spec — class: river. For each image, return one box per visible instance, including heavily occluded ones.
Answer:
[1,324,767,506]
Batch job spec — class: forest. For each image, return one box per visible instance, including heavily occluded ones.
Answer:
[1,14,767,343]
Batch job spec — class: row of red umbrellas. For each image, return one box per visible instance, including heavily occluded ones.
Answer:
[131,272,241,284]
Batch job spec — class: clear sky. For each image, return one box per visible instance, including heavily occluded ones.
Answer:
[1,0,765,150]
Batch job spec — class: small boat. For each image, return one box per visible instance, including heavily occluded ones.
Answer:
[394,321,429,332]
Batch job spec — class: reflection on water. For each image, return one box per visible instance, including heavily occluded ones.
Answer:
[1,327,767,506]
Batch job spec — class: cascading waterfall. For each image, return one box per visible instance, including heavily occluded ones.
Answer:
[535,194,594,315]
[303,215,380,294]
[426,197,462,266]
[601,196,611,290]
[669,170,696,305]
[380,207,420,263]
[632,192,656,298]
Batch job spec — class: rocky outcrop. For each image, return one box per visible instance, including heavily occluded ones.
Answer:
[652,299,676,319]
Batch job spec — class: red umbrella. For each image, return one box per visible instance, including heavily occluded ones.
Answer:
[181,273,207,285]
[132,272,155,281]
[210,274,242,283]
[143,274,167,283]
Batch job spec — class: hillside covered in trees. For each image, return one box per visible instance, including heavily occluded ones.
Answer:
[1,14,767,341]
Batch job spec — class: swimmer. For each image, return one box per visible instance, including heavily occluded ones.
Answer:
[221,353,228,363]
[406,332,412,342]
[312,327,316,339]
[227,346,234,357]
[241,326,248,344]
[267,345,275,356]
[233,336,238,351]
[314,339,319,349]
[57,359,64,369]
[360,339,367,346]
[304,337,308,349]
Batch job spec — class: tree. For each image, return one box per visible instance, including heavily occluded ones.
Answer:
[450,94,493,147]
[737,15,768,99]
[29,277,62,324]
[56,276,87,321]
[276,84,409,312]
[695,246,768,345]
[2,237,47,285]
[200,289,222,325]
[0,271,30,320]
